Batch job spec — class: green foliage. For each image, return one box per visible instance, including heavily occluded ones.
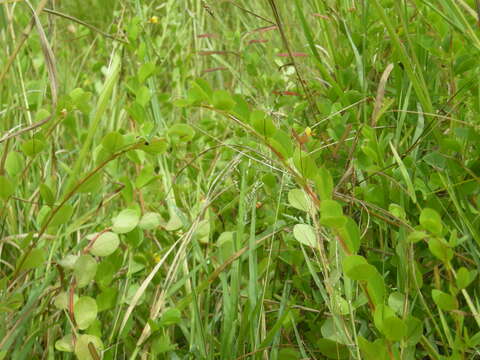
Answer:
[293,148,317,179]
[74,334,103,360]
[250,110,276,137]
[101,131,125,153]
[212,90,236,111]
[74,296,98,330]
[2,1,480,358]
[5,151,24,177]
[16,248,46,271]
[315,166,334,200]
[420,207,443,235]
[432,289,458,311]
[0,176,14,200]
[90,232,120,257]
[319,200,347,228]
[292,224,316,248]
[21,138,46,157]
[288,188,314,213]
[112,208,140,234]
[74,255,97,288]
[316,338,349,359]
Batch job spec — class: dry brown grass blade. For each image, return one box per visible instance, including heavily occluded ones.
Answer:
[371,63,394,126]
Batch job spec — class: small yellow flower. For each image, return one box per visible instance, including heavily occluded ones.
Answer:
[305,127,312,137]
[148,16,159,24]
[154,253,161,263]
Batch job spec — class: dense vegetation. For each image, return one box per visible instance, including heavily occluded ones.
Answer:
[1,1,480,359]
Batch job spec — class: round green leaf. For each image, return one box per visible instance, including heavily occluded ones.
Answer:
[55,333,74,352]
[342,255,376,281]
[35,108,50,122]
[102,131,124,153]
[138,62,156,83]
[54,292,69,310]
[268,129,293,158]
[231,94,250,122]
[97,287,118,312]
[428,237,453,263]
[16,248,46,271]
[187,80,210,104]
[407,230,428,243]
[382,316,407,341]
[388,292,405,314]
[165,212,183,231]
[159,307,182,326]
[367,270,386,306]
[135,165,157,189]
[217,231,235,262]
[74,296,98,330]
[293,148,317,179]
[5,151,24,177]
[420,208,443,235]
[74,255,97,288]
[320,200,347,228]
[278,348,301,360]
[139,137,168,154]
[78,172,103,194]
[405,315,423,346]
[95,260,116,287]
[315,167,334,201]
[48,204,74,228]
[373,304,396,334]
[317,338,349,359]
[0,176,15,200]
[112,209,140,234]
[58,254,78,269]
[196,218,210,244]
[39,183,55,206]
[432,289,458,311]
[90,232,120,257]
[250,110,276,137]
[53,292,78,310]
[337,217,361,254]
[74,334,103,360]
[212,90,235,110]
[21,138,46,157]
[358,336,389,360]
[168,124,195,142]
[456,267,477,289]
[288,188,314,213]
[125,227,144,248]
[151,334,176,355]
[293,224,316,247]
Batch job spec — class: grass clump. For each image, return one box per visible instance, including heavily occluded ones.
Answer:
[1,1,480,359]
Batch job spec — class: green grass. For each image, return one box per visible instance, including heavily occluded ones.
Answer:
[1,0,480,359]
